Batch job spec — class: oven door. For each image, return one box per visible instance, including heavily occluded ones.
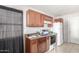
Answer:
[50,35,56,45]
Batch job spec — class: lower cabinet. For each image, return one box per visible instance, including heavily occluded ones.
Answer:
[25,38,38,53]
[38,37,47,53]
[25,37,50,53]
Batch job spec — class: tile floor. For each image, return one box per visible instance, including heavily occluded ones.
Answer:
[48,43,79,53]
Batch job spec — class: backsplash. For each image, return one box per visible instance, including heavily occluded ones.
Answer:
[24,27,53,34]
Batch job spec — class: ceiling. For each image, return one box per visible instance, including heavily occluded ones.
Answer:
[6,5,79,16]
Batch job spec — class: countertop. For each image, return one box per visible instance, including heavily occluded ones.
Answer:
[25,33,57,40]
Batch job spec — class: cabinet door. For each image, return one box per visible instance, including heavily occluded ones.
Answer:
[27,10,36,26]
[34,12,40,26]
[38,42,46,53]
[40,14,44,27]
[27,10,44,27]
[45,15,53,21]
[38,37,46,53]
[30,40,38,53]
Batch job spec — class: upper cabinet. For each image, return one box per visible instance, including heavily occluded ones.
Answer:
[26,9,53,27]
[54,18,63,23]
[26,9,44,27]
[43,15,53,22]
[43,15,53,27]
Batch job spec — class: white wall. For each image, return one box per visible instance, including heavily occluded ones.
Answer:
[59,13,79,44]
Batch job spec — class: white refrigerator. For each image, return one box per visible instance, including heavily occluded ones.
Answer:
[53,21,63,46]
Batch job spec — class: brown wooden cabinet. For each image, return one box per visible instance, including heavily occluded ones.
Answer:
[26,9,53,27]
[25,36,50,53]
[54,18,63,23]
[26,9,44,27]
[43,14,53,27]
[26,10,35,26]
[25,37,38,53]
[39,14,44,26]
[43,15,53,22]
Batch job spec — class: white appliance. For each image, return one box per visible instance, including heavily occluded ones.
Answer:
[53,21,63,46]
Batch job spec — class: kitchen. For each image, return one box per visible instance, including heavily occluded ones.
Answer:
[0,0,78,58]
[18,5,79,53]
[1,5,79,53]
